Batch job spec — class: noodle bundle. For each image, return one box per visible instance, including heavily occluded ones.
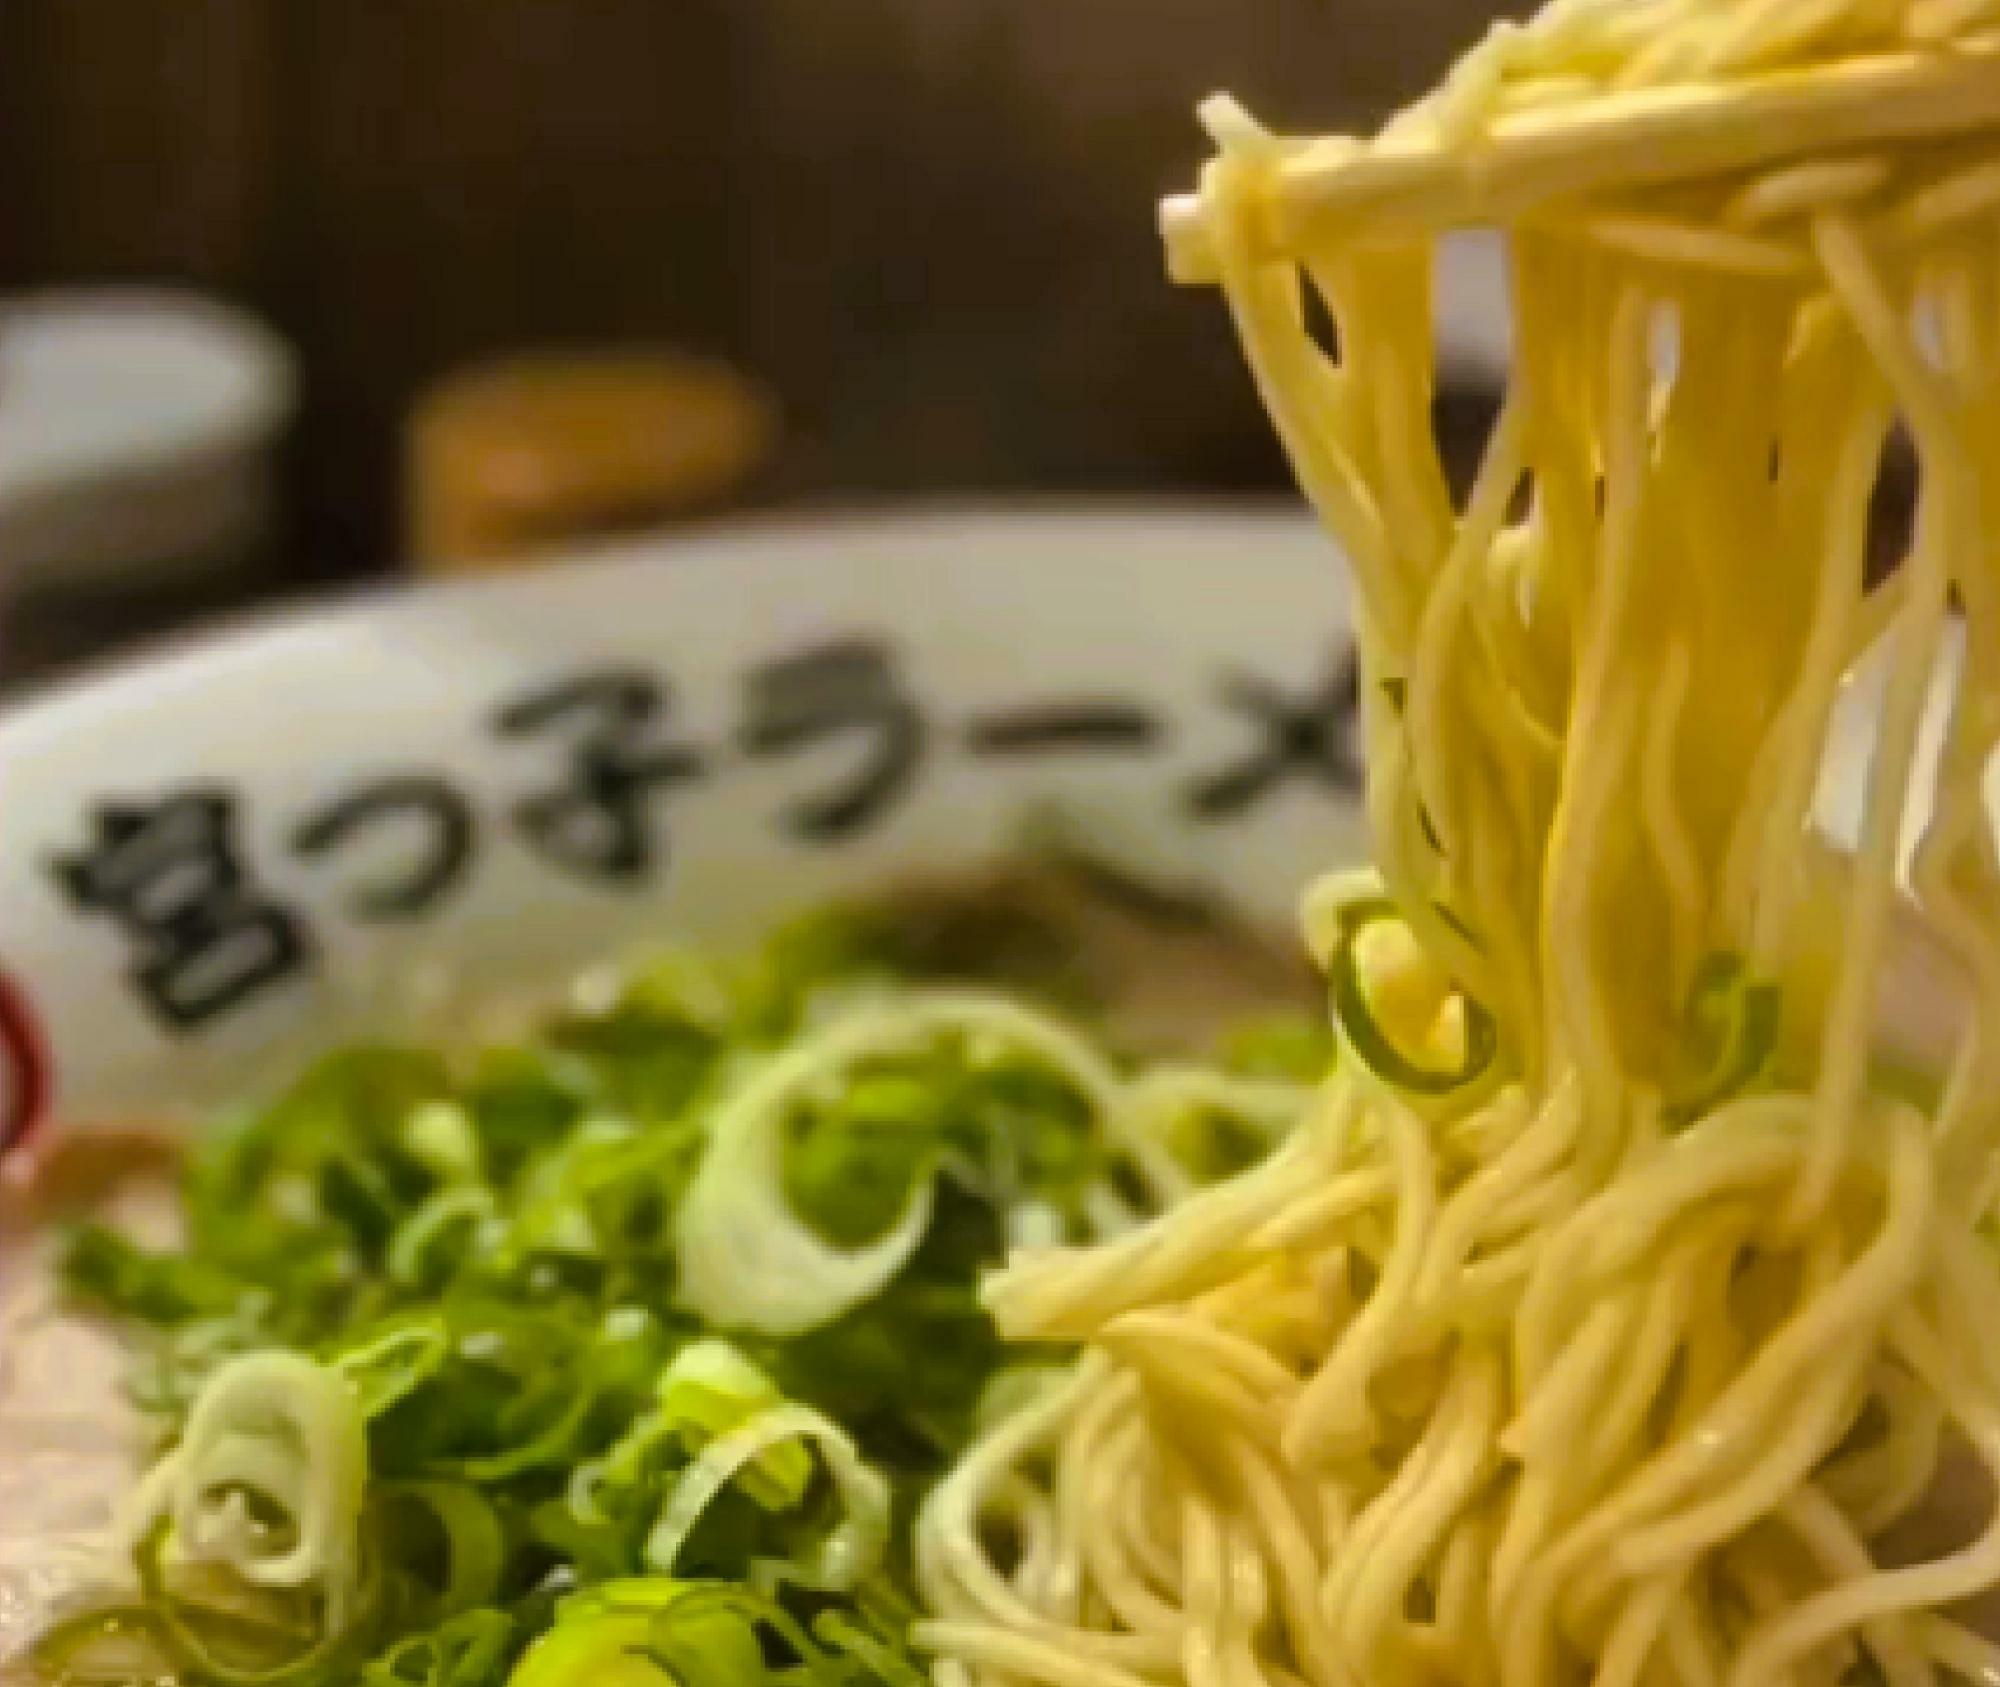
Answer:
[917,4,2000,1683]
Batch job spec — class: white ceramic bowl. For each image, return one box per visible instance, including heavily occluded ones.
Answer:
[0,504,1370,1155]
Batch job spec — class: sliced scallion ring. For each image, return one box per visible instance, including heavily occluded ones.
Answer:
[1664,953,1779,1123]
[1327,895,1499,1096]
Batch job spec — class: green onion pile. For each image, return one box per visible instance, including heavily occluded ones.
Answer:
[35,887,1324,1687]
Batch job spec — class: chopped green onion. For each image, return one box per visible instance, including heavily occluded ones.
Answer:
[372,1481,508,1617]
[143,1352,370,1627]
[507,1581,762,1687]
[1326,896,1499,1097]
[135,1519,366,1687]
[645,1402,890,1590]
[360,1608,516,1687]
[61,1224,247,1326]
[328,1313,451,1419]
[29,1605,180,1685]
[1664,953,1780,1124]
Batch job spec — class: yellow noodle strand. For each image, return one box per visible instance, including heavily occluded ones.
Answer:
[920,7,2000,1685]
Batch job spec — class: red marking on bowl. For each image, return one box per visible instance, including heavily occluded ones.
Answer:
[0,969,52,1162]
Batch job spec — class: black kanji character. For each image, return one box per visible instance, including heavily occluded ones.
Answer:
[493,670,704,883]
[1185,647,1365,819]
[740,638,924,841]
[49,788,311,1031]
[964,701,1163,757]
[292,775,476,919]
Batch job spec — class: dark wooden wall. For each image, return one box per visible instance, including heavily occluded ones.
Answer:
[2,0,1510,574]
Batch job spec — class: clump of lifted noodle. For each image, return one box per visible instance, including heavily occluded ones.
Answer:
[918,4,2000,1685]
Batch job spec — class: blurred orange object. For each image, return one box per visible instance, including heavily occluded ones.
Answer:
[407,352,776,572]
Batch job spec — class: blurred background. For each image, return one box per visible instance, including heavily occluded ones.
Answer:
[0,0,1518,688]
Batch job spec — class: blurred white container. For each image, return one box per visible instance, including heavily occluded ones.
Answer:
[0,288,296,586]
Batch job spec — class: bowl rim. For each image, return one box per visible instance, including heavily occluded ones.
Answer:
[0,495,1315,728]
